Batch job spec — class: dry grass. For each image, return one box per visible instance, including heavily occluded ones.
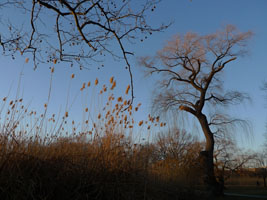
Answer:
[3,72,262,200]
[226,176,262,186]
[0,75,200,200]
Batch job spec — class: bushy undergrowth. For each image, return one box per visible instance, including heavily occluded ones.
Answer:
[0,73,202,200]
[0,135,200,200]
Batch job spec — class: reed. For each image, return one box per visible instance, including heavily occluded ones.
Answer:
[0,73,199,200]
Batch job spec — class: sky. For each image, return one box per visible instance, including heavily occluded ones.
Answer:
[0,0,266,151]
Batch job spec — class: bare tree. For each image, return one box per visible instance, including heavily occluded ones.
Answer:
[151,128,204,186]
[254,152,267,187]
[0,0,169,103]
[256,83,267,187]
[214,138,254,188]
[140,25,252,196]
[156,128,200,168]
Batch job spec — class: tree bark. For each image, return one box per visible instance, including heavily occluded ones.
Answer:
[197,113,223,196]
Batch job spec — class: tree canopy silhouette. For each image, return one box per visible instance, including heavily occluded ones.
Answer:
[0,0,169,103]
[140,25,252,196]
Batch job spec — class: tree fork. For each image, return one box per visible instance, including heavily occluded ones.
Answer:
[141,25,252,197]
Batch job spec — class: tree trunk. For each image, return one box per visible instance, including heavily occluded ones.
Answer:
[197,113,223,196]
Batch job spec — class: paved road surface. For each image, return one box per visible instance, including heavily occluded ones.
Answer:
[224,192,267,199]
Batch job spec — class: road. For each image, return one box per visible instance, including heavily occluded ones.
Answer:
[224,192,267,199]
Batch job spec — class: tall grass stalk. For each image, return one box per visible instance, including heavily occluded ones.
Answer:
[0,70,199,200]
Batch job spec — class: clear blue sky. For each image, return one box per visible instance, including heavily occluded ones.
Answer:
[0,0,266,150]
